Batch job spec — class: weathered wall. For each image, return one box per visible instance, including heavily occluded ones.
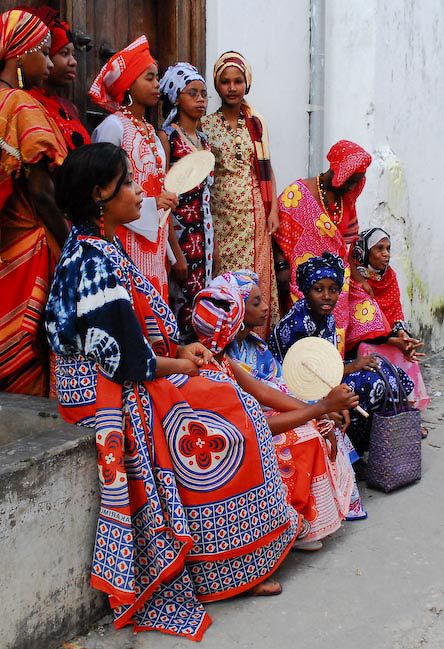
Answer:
[205,0,311,192]
[0,394,105,649]
[323,0,444,349]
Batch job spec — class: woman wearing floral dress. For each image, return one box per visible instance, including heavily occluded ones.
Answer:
[202,51,279,338]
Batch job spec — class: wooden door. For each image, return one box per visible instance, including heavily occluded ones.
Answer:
[0,0,206,128]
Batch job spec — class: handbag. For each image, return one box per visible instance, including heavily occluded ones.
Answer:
[366,353,422,493]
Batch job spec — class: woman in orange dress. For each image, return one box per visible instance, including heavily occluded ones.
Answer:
[0,9,67,395]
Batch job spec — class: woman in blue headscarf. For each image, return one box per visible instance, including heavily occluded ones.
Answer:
[268,253,414,454]
[158,62,214,343]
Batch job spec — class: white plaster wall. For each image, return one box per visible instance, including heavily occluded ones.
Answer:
[205,0,310,193]
[324,0,444,350]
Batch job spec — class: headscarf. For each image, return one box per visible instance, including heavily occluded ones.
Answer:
[23,6,72,57]
[0,9,49,60]
[353,227,390,268]
[210,269,259,303]
[325,140,372,243]
[213,50,252,94]
[327,140,372,188]
[88,36,155,113]
[159,61,205,128]
[296,252,345,296]
[192,285,245,353]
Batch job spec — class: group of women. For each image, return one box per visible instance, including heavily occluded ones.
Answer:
[0,7,429,642]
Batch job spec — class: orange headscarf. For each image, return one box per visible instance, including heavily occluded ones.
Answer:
[0,9,49,60]
[88,35,155,112]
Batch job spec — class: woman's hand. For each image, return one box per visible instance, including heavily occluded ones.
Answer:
[323,384,359,413]
[175,358,200,376]
[156,190,179,211]
[177,343,213,366]
[390,331,425,361]
[347,355,380,373]
[267,207,279,234]
[324,428,338,462]
[171,249,188,286]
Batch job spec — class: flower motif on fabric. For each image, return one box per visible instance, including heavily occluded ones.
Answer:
[294,252,315,271]
[178,421,226,470]
[84,327,121,377]
[303,315,316,335]
[315,213,337,238]
[97,432,124,485]
[281,183,302,209]
[369,379,385,405]
[354,300,376,324]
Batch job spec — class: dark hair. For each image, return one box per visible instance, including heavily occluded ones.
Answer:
[54,143,128,224]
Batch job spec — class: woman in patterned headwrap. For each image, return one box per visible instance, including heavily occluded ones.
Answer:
[26,5,90,151]
[158,62,214,343]
[0,8,67,395]
[89,36,178,300]
[269,253,414,454]
[193,279,360,544]
[201,51,279,339]
[274,140,390,355]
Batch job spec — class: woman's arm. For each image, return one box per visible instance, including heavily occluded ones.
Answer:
[27,160,68,249]
[227,357,359,434]
[267,167,279,234]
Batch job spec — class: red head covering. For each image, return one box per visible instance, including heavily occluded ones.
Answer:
[25,6,72,57]
[192,285,245,354]
[88,35,156,113]
[327,140,372,188]
[0,9,49,60]
[326,140,372,243]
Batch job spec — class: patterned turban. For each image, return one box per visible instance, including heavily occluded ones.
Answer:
[89,36,155,112]
[159,61,205,128]
[213,50,252,94]
[192,285,245,354]
[26,6,72,57]
[0,9,49,60]
[210,269,259,303]
[326,140,372,189]
[296,252,345,296]
[353,227,390,268]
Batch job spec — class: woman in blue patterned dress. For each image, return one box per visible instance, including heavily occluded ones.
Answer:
[45,143,303,641]
[268,253,414,454]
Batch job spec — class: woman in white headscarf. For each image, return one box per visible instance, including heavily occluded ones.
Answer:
[158,62,214,343]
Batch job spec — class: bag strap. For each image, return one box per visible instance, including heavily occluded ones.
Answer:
[366,352,411,414]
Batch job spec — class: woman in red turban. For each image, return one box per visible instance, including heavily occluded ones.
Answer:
[89,36,178,300]
[0,9,67,396]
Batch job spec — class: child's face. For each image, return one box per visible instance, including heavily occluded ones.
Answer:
[368,237,391,271]
[307,278,340,319]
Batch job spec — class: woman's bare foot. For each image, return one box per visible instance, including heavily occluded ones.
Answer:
[249,578,282,596]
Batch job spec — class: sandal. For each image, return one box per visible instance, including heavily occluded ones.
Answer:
[249,579,282,596]
[421,426,429,439]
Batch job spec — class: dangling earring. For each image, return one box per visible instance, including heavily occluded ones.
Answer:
[16,58,24,89]
[240,322,245,331]
[98,203,105,238]
[127,93,133,107]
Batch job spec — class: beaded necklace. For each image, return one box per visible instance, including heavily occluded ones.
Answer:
[177,123,202,150]
[120,107,165,195]
[316,174,344,224]
[218,108,244,162]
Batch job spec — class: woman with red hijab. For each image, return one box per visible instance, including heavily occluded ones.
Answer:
[27,5,90,151]
[89,36,178,300]
[274,140,390,354]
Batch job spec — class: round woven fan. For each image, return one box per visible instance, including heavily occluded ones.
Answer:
[282,337,344,401]
[159,150,215,228]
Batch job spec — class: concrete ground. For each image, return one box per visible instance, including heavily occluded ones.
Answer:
[60,353,444,649]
